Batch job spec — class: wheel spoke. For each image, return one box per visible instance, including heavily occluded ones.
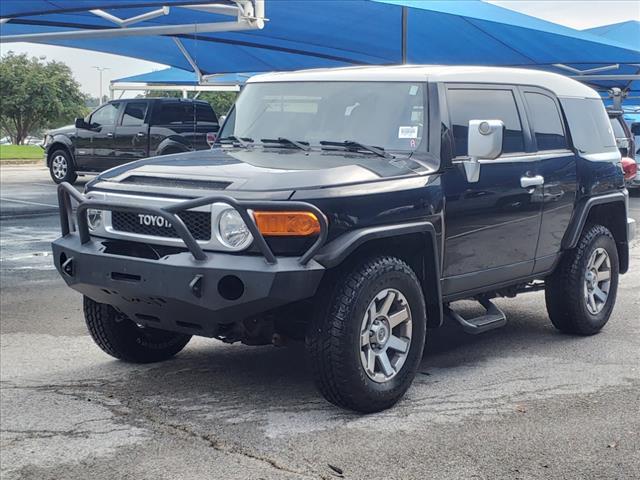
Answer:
[597,270,610,281]
[379,290,396,317]
[386,335,409,353]
[588,293,597,312]
[388,307,409,328]
[594,251,607,269]
[366,348,375,373]
[360,331,370,347]
[593,287,607,303]
[377,351,394,377]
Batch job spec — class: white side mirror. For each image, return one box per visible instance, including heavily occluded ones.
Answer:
[463,119,504,182]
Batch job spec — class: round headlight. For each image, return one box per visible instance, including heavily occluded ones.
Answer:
[218,209,252,249]
[87,209,103,231]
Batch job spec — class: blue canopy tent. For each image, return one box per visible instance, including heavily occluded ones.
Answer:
[2,0,639,76]
[580,21,640,107]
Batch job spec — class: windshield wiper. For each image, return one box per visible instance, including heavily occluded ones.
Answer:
[319,140,392,159]
[261,137,311,151]
[217,135,253,147]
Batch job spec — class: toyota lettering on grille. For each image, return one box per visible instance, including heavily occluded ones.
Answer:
[137,214,172,229]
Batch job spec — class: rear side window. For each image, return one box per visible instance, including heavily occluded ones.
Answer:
[153,102,195,125]
[609,117,626,139]
[196,104,217,123]
[560,98,617,154]
[524,92,567,151]
[122,102,148,126]
[447,88,525,157]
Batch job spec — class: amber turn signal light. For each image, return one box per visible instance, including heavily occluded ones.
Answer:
[253,211,321,236]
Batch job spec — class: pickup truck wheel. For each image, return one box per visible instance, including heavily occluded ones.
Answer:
[306,256,426,413]
[545,225,619,335]
[49,149,77,184]
[83,296,191,363]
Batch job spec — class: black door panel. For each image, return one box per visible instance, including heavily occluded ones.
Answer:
[442,86,541,295]
[113,101,150,166]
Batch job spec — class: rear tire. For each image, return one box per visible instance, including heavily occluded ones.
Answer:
[306,256,426,413]
[49,149,77,184]
[84,296,191,363]
[545,225,619,335]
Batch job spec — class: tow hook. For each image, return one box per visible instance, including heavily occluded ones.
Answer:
[189,274,204,298]
[61,256,74,277]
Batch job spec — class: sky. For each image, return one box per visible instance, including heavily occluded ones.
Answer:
[0,0,638,98]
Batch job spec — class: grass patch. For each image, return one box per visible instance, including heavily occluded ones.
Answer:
[0,144,44,162]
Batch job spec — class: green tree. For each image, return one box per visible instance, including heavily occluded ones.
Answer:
[0,52,87,144]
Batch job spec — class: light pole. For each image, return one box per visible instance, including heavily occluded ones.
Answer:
[93,66,110,105]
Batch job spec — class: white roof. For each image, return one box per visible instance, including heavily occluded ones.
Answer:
[248,65,600,99]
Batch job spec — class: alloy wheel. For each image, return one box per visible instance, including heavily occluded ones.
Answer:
[359,288,412,383]
[584,247,611,315]
[51,155,68,179]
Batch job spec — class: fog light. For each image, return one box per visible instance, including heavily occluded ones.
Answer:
[217,209,252,249]
[87,209,103,230]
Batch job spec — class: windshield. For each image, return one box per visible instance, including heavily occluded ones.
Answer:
[219,81,426,152]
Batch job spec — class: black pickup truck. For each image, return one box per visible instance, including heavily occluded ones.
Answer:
[52,66,635,413]
[44,98,219,184]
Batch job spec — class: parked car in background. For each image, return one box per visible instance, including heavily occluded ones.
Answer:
[44,98,219,184]
[608,108,638,189]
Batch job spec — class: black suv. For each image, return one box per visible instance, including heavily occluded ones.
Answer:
[44,98,218,184]
[52,66,636,413]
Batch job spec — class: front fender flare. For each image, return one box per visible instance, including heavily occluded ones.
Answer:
[315,221,443,328]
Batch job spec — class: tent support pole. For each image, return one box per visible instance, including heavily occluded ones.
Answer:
[173,38,203,83]
[401,6,407,65]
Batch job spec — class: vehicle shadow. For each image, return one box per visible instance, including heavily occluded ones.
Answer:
[64,298,582,414]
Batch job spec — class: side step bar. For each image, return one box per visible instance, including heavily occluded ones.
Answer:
[444,298,507,335]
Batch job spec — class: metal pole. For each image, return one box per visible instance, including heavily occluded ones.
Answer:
[93,67,110,104]
[401,6,407,65]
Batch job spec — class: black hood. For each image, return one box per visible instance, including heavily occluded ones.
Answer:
[93,147,431,195]
[48,124,75,136]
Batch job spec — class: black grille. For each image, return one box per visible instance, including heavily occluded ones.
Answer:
[111,210,211,241]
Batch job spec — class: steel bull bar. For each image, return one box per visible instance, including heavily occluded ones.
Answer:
[56,182,329,265]
[54,182,329,334]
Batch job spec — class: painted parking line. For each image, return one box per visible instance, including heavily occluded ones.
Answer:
[0,197,57,208]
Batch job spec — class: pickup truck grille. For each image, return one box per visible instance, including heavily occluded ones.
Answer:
[111,210,212,241]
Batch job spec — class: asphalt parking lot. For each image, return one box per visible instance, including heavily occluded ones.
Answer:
[1,165,639,480]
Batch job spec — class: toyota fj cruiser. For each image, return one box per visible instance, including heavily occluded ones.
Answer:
[53,66,636,413]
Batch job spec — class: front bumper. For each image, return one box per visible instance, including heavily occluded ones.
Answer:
[53,235,324,336]
[52,183,328,337]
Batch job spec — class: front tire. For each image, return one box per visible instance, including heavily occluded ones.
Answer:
[84,296,191,363]
[306,256,426,413]
[545,225,619,335]
[49,149,77,184]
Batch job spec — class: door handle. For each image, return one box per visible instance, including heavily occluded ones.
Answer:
[520,175,544,188]
[106,132,114,138]
[136,132,146,137]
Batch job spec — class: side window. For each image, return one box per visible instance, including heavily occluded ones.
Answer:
[524,92,567,151]
[121,102,148,126]
[90,103,120,127]
[153,103,194,125]
[447,88,525,157]
[560,98,617,154]
[609,117,626,139]
[196,104,217,123]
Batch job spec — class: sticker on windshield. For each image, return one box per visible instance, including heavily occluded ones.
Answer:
[398,126,418,139]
